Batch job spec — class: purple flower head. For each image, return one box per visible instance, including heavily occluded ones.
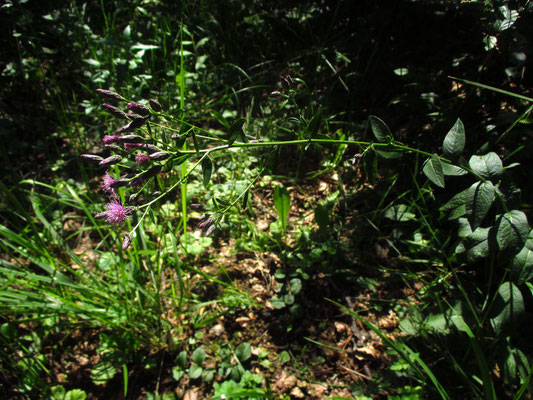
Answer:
[124,143,140,151]
[102,200,133,226]
[135,153,149,165]
[98,154,122,167]
[96,89,124,101]
[115,117,147,134]
[127,102,151,117]
[102,171,117,196]
[103,135,120,144]
[102,104,127,119]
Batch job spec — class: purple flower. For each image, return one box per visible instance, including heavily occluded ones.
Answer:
[135,153,149,165]
[149,99,162,112]
[102,171,117,196]
[102,104,127,119]
[103,135,120,144]
[124,143,140,151]
[96,89,124,101]
[95,200,133,226]
[127,102,151,116]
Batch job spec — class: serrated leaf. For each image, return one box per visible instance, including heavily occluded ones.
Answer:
[491,282,525,334]
[236,342,252,362]
[443,118,465,158]
[201,156,213,188]
[495,210,529,253]
[469,152,503,180]
[369,115,392,142]
[469,180,495,229]
[423,154,445,188]
[273,185,290,233]
[191,347,206,364]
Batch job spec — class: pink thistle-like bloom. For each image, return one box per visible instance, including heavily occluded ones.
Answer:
[103,135,120,144]
[103,200,133,226]
[135,153,149,165]
[102,171,117,196]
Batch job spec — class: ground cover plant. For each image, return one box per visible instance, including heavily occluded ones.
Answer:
[1,0,533,399]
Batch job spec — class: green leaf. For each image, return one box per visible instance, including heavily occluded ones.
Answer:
[442,163,468,176]
[192,347,206,364]
[172,367,184,381]
[273,185,290,233]
[189,364,203,379]
[491,282,525,334]
[225,118,246,145]
[443,118,465,158]
[176,350,188,368]
[384,204,416,221]
[369,115,392,142]
[307,107,323,138]
[440,187,470,219]
[236,342,252,362]
[469,152,503,180]
[469,180,495,229]
[65,389,87,400]
[423,154,445,188]
[202,156,213,188]
[289,278,302,295]
[315,203,329,232]
[510,242,533,284]
[495,210,529,253]
[363,148,378,185]
[456,226,491,262]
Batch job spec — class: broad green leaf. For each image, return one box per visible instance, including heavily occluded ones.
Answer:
[456,226,491,262]
[384,204,416,221]
[236,342,252,362]
[189,364,203,379]
[369,115,392,142]
[491,282,525,334]
[201,156,213,188]
[440,187,470,219]
[495,210,529,253]
[363,148,378,185]
[273,185,290,233]
[176,351,188,368]
[423,154,445,188]
[65,389,87,400]
[191,347,206,364]
[443,118,465,158]
[442,163,468,176]
[510,242,533,284]
[375,149,403,159]
[289,278,302,295]
[469,180,494,229]
[469,152,503,180]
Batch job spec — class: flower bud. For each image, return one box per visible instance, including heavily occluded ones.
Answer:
[149,99,162,112]
[198,216,215,229]
[144,165,162,179]
[81,154,104,162]
[123,143,140,151]
[127,102,150,117]
[96,89,124,101]
[204,224,215,237]
[98,154,122,167]
[102,104,127,119]
[138,143,161,153]
[135,153,149,165]
[190,203,206,211]
[117,134,144,143]
[104,144,123,152]
[115,117,147,134]
[103,135,120,144]
[110,178,130,188]
[149,151,170,161]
